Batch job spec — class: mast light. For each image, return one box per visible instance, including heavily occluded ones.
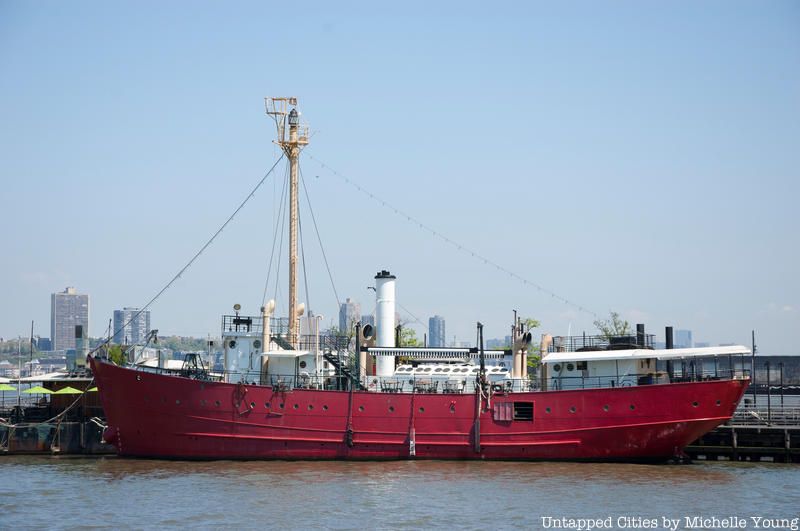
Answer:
[288,108,299,126]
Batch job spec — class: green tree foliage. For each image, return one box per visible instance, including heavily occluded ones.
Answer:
[107,345,127,366]
[398,326,420,347]
[157,336,210,352]
[0,338,38,356]
[593,311,631,338]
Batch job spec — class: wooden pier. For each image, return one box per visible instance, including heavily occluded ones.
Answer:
[686,406,800,463]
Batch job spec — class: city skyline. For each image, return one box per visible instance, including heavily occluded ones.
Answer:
[1,2,797,354]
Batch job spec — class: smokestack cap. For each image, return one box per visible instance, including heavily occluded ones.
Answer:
[375,270,396,279]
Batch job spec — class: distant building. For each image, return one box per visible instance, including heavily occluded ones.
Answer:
[36,337,52,351]
[51,287,89,351]
[361,314,375,327]
[428,315,446,347]
[695,341,710,348]
[674,329,693,349]
[113,307,151,345]
[338,298,360,334]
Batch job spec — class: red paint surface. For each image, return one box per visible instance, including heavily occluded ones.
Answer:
[90,357,748,461]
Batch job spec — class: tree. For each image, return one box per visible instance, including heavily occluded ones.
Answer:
[593,311,631,339]
[398,326,420,347]
[107,345,127,366]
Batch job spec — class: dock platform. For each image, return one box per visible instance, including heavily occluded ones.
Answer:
[687,406,800,463]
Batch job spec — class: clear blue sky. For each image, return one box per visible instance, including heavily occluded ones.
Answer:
[1,1,798,354]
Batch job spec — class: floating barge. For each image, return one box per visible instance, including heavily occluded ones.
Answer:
[0,376,115,455]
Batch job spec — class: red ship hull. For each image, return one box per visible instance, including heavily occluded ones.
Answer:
[90,357,748,461]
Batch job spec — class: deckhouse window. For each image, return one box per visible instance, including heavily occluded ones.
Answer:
[513,402,534,421]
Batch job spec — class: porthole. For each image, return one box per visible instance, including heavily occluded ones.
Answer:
[715,400,721,407]
[279,403,284,409]
[228,340,236,349]
[215,400,221,407]
[265,402,270,408]
[358,405,365,412]
[136,374,142,381]
[553,364,562,372]
[603,405,609,412]
[692,401,699,408]
[566,363,574,372]
[629,404,636,410]
[545,407,551,414]
[253,339,261,349]
[293,404,299,410]
[449,404,456,413]
[308,404,314,410]
[419,407,425,413]
[569,406,576,413]
[176,399,181,405]
[322,405,328,411]
[388,406,395,413]
[250,401,256,409]
[299,361,307,369]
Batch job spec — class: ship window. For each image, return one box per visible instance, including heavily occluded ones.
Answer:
[545,407,551,414]
[253,340,261,349]
[419,407,425,413]
[553,364,562,372]
[265,402,270,408]
[359,405,364,412]
[569,406,576,413]
[299,361,307,369]
[308,404,314,410]
[576,361,587,370]
[389,406,395,413]
[692,401,699,408]
[250,402,255,409]
[629,404,635,410]
[229,340,236,349]
[513,402,534,421]
[322,405,328,411]
[603,405,609,412]
[176,400,181,405]
[716,400,721,406]
[215,400,220,407]
[293,404,299,409]
[566,363,574,372]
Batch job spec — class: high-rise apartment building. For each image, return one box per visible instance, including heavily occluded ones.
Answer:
[674,329,693,349]
[339,298,361,334]
[428,315,446,347]
[113,307,151,345]
[50,287,89,351]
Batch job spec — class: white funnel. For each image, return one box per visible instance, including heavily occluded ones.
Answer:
[374,270,396,377]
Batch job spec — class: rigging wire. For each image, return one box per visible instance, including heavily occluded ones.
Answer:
[298,204,312,317]
[396,302,426,329]
[299,164,341,309]
[262,159,290,307]
[303,151,598,319]
[272,162,290,310]
[89,154,287,357]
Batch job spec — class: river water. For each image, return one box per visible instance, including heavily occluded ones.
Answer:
[2,457,799,530]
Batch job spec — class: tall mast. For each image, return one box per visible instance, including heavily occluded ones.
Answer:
[266,97,309,348]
